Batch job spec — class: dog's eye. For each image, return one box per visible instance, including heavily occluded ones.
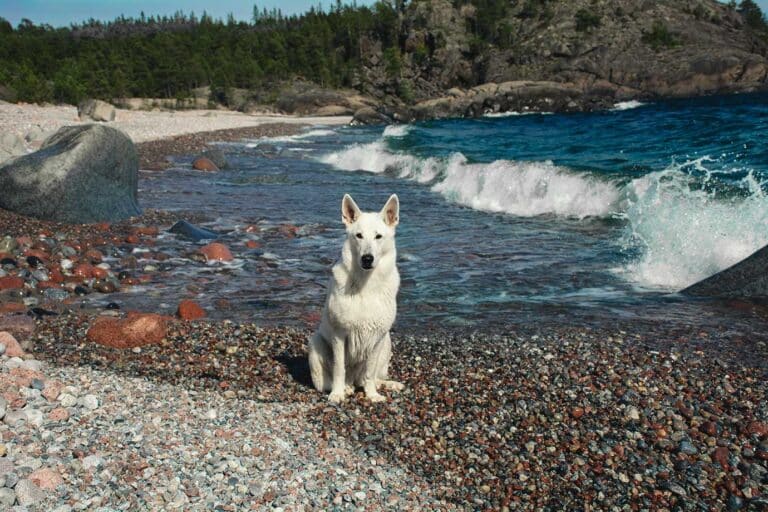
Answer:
[356,233,363,239]
[375,234,382,239]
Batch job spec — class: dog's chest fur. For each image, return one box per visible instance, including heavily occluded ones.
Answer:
[325,261,399,359]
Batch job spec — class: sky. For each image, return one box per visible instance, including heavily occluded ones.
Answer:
[0,0,767,28]
[0,0,377,27]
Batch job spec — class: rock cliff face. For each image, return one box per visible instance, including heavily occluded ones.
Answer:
[354,0,768,121]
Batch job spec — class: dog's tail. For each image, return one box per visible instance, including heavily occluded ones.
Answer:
[308,333,331,392]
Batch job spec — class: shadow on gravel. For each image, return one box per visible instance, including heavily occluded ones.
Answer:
[274,355,314,389]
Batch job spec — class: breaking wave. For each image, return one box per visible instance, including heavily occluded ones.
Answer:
[618,158,768,290]
[320,141,620,218]
[321,135,768,290]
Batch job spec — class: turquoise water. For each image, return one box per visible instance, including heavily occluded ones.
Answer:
[133,93,768,329]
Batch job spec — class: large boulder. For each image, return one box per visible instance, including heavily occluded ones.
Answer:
[78,99,116,122]
[0,132,25,164]
[0,124,141,224]
[682,244,768,298]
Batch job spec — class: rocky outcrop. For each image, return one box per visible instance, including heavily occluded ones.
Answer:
[78,99,116,121]
[275,82,376,116]
[351,0,768,122]
[0,124,141,224]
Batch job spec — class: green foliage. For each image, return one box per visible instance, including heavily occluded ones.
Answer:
[518,0,553,21]
[739,0,768,32]
[0,4,381,104]
[397,79,414,103]
[575,8,601,32]
[383,47,402,78]
[642,21,680,51]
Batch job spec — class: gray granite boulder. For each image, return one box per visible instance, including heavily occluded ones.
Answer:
[0,132,25,164]
[78,98,116,122]
[682,244,768,298]
[0,124,141,224]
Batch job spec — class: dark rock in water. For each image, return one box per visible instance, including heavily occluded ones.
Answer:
[0,124,141,224]
[202,148,228,169]
[168,220,219,242]
[682,244,768,298]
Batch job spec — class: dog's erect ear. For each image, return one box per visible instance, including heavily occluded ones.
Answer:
[342,194,362,226]
[381,194,399,227]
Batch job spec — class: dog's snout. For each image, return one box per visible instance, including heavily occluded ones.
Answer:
[361,254,374,269]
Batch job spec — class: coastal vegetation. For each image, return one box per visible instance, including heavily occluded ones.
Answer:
[0,0,765,108]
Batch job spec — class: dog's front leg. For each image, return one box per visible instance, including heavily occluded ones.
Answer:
[328,335,347,403]
[363,339,386,403]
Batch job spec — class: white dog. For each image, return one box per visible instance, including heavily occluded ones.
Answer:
[308,193,405,403]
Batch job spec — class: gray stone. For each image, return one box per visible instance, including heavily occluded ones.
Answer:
[82,454,104,471]
[78,99,116,122]
[0,124,141,224]
[24,126,46,144]
[14,479,45,507]
[79,394,99,410]
[0,236,18,253]
[0,396,6,420]
[3,410,27,426]
[0,133,25,163]
[682,244,768,298]
[23,408,43,428]
[0,487,15,508]
[58,393,77,408]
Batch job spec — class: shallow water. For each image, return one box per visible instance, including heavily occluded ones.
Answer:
[96,93,768,332]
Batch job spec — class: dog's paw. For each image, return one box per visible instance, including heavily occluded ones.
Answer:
[379,380,405,392]
[366,392,386,403]
[328,391,346,404]
[345,385,355,397]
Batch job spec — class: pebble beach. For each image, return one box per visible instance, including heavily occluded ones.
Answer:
[0,103,767,511]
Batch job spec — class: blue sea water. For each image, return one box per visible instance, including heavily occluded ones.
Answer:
[132,92,768,330]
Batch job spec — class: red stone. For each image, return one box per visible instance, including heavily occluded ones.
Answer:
[94,222,111,231]
[0,276,24,290]
[29,467,64,490]
[245,240,261,249]
[177,300,206,321]
[48,269,64,283]
[747,421,768,439]
[278,224,299,238]
[92,267,108,279]
[0,303,26,313]
[192,157,219,172]
[133,226,159,236]
[0,331,24,357]
[43,380,62,401]
[0,313,35,339]
[125,234,140,244]
[713,447,729,469]
[24,249,49,261]
[48,407,70,422]
[571,407,585,419]
[86,312,169,349]
[199,243,233,262]
[85,249,103,263]
[72,263,95,279]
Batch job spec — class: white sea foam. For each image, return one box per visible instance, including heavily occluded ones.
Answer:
[247,128,336,146]
[618,159,768,290]
[432,154,620,218]
[611,100,646,111]
[483,110,554,117]
[383,124,411,137]
[321,143,620,218]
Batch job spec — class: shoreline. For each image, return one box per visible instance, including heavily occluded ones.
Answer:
[0,101,767,510]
